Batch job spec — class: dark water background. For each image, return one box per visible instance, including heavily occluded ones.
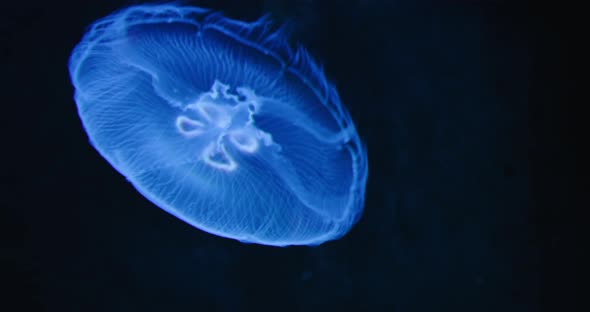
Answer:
[1,0,580,311]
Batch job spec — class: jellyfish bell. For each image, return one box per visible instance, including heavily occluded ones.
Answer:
[68,3,368,246]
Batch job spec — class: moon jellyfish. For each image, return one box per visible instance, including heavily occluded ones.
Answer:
[68,4,368,246]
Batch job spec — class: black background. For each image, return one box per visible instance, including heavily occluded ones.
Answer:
[1,0,580,311]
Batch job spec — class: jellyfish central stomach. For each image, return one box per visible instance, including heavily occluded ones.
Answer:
[175,81,272,171]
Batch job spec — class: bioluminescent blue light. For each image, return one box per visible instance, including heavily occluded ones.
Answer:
[68,4,368,246]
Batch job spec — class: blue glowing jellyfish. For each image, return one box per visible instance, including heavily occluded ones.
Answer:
[68,4,368,246]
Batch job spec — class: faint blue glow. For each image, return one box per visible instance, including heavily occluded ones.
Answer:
[68,4,368,246]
